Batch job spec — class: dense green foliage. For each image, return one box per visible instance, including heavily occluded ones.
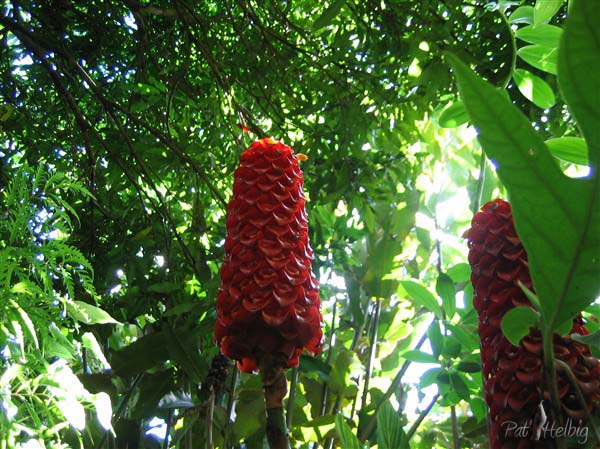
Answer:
[0,0,597,448]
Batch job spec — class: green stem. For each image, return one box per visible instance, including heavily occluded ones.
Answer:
[224,367,239,449]
[405,393,440,441]
[358,330,428,442]
[542,328,566,449]
[555,358,600,445]
[360,299,381,409]
[473,151,487,213]
[498,9,517,90]
[320,300,337,415]
[450,406,460,449]
[261,357,291,449]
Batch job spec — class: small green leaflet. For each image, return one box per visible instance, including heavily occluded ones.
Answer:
[501,306,539,345]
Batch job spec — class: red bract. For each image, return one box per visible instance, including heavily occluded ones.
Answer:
[215,138,323,373]
[466,199,600,449]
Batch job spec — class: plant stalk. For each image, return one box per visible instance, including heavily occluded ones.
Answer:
[360,299,381,410]
[261,356,291,449]
[555,358,600,445]
[542,328,566,449]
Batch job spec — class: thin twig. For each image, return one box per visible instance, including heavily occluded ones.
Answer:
[320,299,337,415]
[286,367,299,430]
[359,330,428,441]
[405,393,441,441]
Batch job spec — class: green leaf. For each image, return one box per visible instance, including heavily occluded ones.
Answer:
[545,137,589,166]
[402,350,438,364]
[438,101,469,128]
[517,45,558,74]
[9,300,38,349]
[67,301,120,325]
[313,0,345,31]
[446,263,472,284]
[456,360,481,373]
[449,371,471,401]
[512,68,556,109]
[111,332,169,375]
[436,273,456,319]
[509,6,534,24]
[165,325,203,384]
[515,24,563,47]
[81,332,111,370]
[335,414,363,449]
[571,331,600,357]
[558,0,600,169]
[427,320,444,359]
[501,306,539,345]
[447,12,600,330]
[377,401,408,449]
[399,280,442,318]
[534,0,563,26]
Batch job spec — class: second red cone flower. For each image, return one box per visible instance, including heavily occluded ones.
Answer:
[467,199,600,449]
[215,138,323,373]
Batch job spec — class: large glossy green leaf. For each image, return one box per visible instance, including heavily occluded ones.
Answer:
[446,0,600,330]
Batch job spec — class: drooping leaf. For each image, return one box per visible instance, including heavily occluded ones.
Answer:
[67,301,120,325]
[447,0,600,330]
[512,68,556,109]
[399,280,442,318]
[436,273,456,319]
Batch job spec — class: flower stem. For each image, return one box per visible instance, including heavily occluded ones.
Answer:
[261,356,291,449]
[542,328,566,449]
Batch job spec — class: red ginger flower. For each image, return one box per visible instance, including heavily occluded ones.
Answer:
[466,199,600,449]
[215,138,323,373]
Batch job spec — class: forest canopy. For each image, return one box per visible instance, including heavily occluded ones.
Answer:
[1,0,598,448]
